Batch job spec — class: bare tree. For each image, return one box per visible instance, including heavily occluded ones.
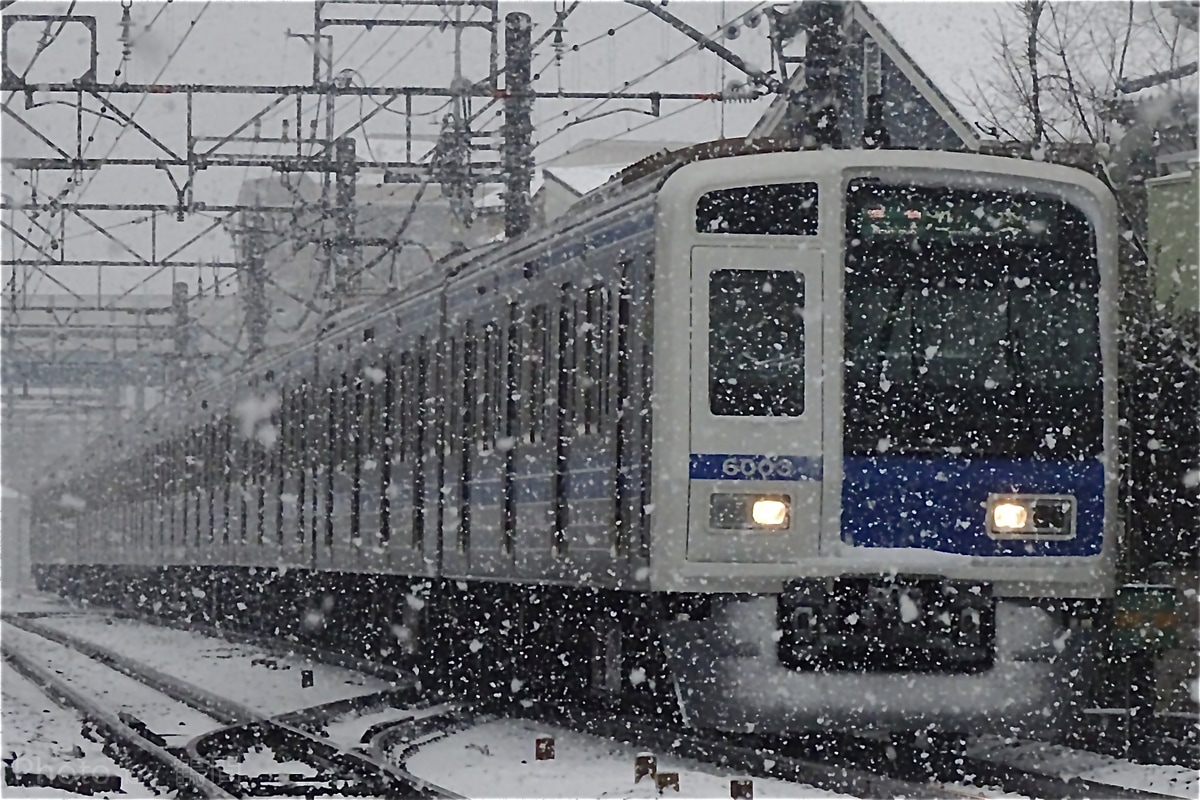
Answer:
[967,1,1197,146]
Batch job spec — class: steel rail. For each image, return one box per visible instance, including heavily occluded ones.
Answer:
[0,638,233,799]
[2,613,441,798]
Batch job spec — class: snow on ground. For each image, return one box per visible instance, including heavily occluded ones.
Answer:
[36,613,396,717]
[1,663,151,799]
[971,737,1198,799]
[322,705,422,747]
[3,623,220,744]
[405,718,857,799]
[1,590,77,615]
[215,745,319,777]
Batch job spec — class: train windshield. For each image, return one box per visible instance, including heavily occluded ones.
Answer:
[843,180,1102,458]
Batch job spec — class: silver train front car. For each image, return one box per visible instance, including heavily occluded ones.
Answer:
[646,150,1118,738]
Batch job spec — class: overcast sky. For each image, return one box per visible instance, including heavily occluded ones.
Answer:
[1,0,1004,296]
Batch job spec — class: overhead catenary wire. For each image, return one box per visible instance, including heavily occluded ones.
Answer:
[23,2,212,298]
[273,1,764,319]
[546,97,710,162]
[31,0,180,255]
[530,0,771,153]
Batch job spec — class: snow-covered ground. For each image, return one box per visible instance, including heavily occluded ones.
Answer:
[3,622,220,744]
[971,737,1199,799]
[1,590,77,615]
[405,718,859,799]
[323,704,425,747]
[215,744,319,778]
[35,613,397,717]
[1,663,151,799]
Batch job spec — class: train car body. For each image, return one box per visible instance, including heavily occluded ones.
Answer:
[30,142,1121,738]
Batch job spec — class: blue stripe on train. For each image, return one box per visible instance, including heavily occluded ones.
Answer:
[689,454,822,481]
[840,456,1105,557]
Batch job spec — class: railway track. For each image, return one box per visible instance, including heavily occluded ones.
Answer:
[1,612,449,798]
[1,638,231,799]
[528,706,1192,800]
[14,605,1192,800]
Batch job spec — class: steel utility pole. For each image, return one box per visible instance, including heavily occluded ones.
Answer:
[502,12,534,240]
[331,136,358,303]
[243,209,269,356]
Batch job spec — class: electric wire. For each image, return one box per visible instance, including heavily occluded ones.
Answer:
[33,0,179,257]
[71,2,212,204]
[23,3,211,297]
[531,0,770,147]
[546,96,710,162]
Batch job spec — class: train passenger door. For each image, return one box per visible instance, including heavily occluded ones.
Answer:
[687,245,824,562]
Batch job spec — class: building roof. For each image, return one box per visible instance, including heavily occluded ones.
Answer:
[749,1,980,150]
[543,164,629,197]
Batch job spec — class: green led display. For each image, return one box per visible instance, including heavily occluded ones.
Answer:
[858,196,1059,241]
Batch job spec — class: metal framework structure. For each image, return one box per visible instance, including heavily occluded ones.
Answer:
[1,0,789,492]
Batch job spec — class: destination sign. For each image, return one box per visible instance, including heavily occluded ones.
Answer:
[858,196,1059,241]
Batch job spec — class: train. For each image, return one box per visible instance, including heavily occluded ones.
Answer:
[30,139,1121,738]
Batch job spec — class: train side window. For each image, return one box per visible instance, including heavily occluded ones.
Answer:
[554,284,574,557]
[333,376,346,469]
[342,372,355,471]
[221,417,233,545]
[414,341,430,550]
[527,304,549,443]
[379,358,395,544]
[241,432,252,544]
[359,365,375,467]
[463,326,476,450]
[207,422,218,543]
[696,182,819,236]
[505,303,521,446]
[394,352,408,463]
[581,287,597,433]
[444,339,458,455]
[709,269,806,417]
[274,396,285,546]
[460,329,475,556]
[480,321,500,450]
[583,284,612,429]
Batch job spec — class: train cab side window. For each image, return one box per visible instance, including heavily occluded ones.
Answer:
[709,269,806,417]
[696,182,819,235]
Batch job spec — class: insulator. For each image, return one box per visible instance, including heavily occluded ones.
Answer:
[725,23,740,40]
[721,80,757,102]
[745,11,761,29]
[119,0,134,61]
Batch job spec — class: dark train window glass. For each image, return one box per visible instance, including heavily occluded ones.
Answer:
[843,180,1102,458]
[463,331,476,448]
[491,325,503,443]
[528,305,549,443]
[506,305,520,441]
[709,269,805,417]
[696,182,818,235]
[397,352,411,462]
[360,368,376,460]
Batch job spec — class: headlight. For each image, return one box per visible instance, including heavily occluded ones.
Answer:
[752,498,789,526]
[991,501,1029,531]
[709,493,790,530]
[986,494,1077,539]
